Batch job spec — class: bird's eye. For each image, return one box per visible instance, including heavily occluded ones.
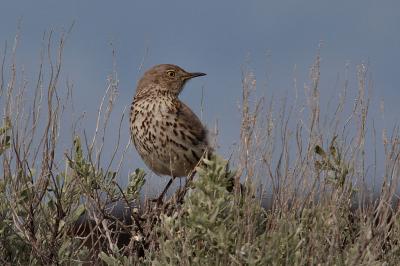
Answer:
[167,70,176,77]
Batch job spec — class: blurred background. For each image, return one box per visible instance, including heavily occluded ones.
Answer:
[0,0,399,195]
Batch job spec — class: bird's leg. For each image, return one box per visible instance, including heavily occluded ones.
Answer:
[174,171,197,204]
[155,177,175,204]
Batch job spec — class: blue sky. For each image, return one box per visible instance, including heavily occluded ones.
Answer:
[1,1,399,192]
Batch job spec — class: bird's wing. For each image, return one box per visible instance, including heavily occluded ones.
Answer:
[172,100,208,147]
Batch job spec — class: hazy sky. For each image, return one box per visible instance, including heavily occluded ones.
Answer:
[1,1,399,192]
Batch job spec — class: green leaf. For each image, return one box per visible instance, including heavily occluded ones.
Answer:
[58,239,72,258]
[70,204,85,223]
[99,251,121,266]
[126,168,146,199]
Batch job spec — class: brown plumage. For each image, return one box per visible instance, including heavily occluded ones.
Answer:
[130,64,209,200]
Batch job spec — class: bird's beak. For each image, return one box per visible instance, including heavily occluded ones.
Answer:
[184,72,206,80]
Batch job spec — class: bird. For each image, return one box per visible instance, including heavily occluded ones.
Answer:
[129,64,209,202]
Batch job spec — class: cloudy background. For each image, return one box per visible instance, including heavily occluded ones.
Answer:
[1,1,399,194]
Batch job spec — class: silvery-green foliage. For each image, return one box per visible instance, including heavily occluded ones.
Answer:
[149,155,266,265]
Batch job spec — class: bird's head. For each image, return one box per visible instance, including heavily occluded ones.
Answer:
[135,64,206,98]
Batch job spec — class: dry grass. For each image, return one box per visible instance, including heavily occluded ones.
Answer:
[0,32,399,265]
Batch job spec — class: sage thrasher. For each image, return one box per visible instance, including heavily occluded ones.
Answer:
[130,64,209,202]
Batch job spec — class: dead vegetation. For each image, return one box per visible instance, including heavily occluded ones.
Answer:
[0,32,399,265]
